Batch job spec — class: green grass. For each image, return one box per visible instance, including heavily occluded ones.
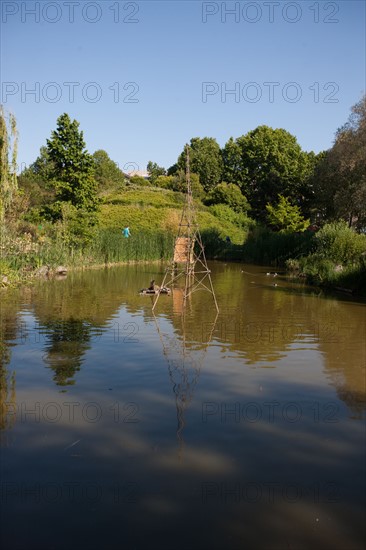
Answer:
[98,186,250,244]
[101,187,186,208]
[6,185,366,296]
[89,230,175,263]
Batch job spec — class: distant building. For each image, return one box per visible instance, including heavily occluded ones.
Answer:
[126,170,150,180]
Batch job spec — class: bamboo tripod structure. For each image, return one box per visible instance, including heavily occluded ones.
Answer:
[152,145,219,313]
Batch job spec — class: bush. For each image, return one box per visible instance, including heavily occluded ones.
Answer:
[208,204,252,228]
[129,175,151,187]
[242,226,315,265]
[314,221,366,264]
[154,175,175,189]
[298,255,336,283]
[205,183,250,213]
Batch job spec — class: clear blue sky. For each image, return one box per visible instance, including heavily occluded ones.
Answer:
[1,0,365,173]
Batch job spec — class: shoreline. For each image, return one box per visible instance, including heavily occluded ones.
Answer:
[1,257,365,300]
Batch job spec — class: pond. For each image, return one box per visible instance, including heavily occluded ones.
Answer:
[1,262,365,549]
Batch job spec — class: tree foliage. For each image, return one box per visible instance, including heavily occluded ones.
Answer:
[18,146,56,208]
[311,95,366,229]
[266,194,310,233]
[46,113,98,216]
[224,126,312,217]
[177,137,223,192]
[205,183,250,213]
[222,137,245,188]
[154,175,175,189]
[93,150,126,190]
[129,175,151,187]
[156,170,204,198]
[147,161,166,184]
[0,106,18,223]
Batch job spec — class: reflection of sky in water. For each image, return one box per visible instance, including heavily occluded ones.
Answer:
[1,263,365,549]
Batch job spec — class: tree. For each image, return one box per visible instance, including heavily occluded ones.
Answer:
[23,146,55,181]
[205,183,250,213]
[222,137,246,188]
[177,137,223,192]
[301,150,325,219]
[167,163,178,176]
[158,170,204,198]
[311,96,366,229]
[46,113,98,216]
[266,195,310,233]
[147,161,166,184]
[0,106,18,223]
[18,146,56,208]
[93,150,126,190]
[235,126,311,217]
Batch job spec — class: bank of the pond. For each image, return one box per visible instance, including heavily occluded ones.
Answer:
[202,224,366,296]
[2,223,366,296]
[1,230,175,288]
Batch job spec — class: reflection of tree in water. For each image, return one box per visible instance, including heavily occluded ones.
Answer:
[42,319,93,386]
[0,306,18,435]
[336,387,366,419]
[317,306,366,419]
[0,361,16,433]
[29,274,124,388]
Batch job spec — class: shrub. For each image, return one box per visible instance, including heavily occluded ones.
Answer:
[314,221,366,264]
[129,175,151,187]
[266,195,310,233]
[205,183,250,213]
[208,204,252,228]
[242,226,315,265]
[298,255,336,283]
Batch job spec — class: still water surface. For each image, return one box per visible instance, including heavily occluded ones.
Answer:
[1,262,365,550]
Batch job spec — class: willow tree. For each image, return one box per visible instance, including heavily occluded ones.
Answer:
[0,106,18,224]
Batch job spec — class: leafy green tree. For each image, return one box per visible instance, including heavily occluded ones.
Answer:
[205,183,250,213]
[177,137,223,192]
[311,96,366,229]
[167,170,204,198]
[222,137,246,188]
[266,194,310,233]
[301,150,326,219]
[0,106,18,223]
[18,146,56,208]
[92,150,126,190]
[167,163,178,176]
[147,161,166,184]
[236,126,311,217]
[24,146,55,181]
[46,113,98,216]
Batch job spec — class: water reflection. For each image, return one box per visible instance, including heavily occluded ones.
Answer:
[0,291,22,437]
[42,319,93,386]
[0,263,365,549]
[0,262,365,420]
[154,304,219,456]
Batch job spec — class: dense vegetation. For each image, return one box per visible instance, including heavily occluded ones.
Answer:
[1,96,365,294]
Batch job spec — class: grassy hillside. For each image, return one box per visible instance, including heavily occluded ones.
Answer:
[98,186,249,244]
